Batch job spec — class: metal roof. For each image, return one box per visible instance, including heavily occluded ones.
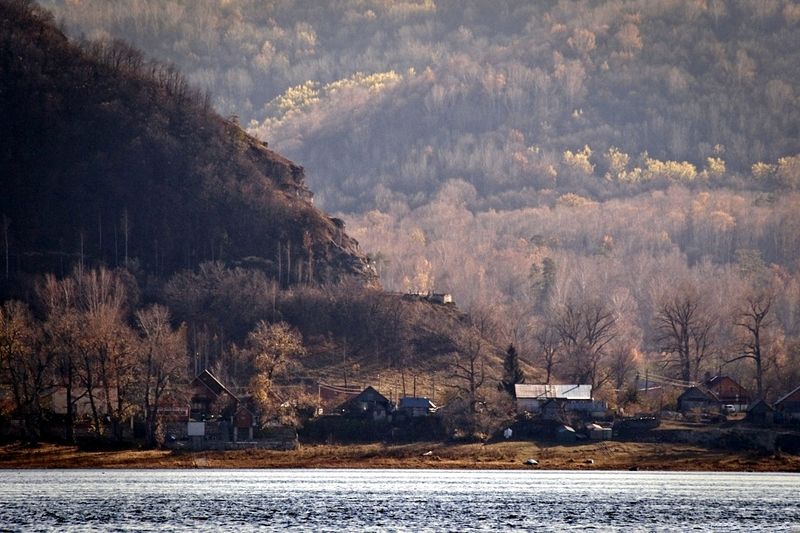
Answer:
[775,384,800,406]
[193,369,238,401]
[399,397,436,409]
[515,384,592,400]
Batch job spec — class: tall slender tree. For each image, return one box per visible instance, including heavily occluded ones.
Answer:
[498,343,525,397]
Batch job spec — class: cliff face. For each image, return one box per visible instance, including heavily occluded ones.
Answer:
[0,0,376,286]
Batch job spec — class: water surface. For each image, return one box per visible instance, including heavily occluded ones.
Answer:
[0,469,798,531]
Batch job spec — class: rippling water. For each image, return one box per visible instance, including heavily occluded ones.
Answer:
[0,469,798,532]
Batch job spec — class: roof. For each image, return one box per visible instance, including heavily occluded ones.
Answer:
[747,399,774,412]
[399,397,437,409]
[193,369,238,401]
[338,386,391,411]
[704,375,750,398]
[775,385,800,406]
[677,386,719,402]
[515,384,593,401]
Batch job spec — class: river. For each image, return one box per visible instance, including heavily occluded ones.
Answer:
[0,469,798,531]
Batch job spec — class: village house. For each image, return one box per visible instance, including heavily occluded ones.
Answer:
[676,386,720,413]
[336,386,393,421]
[703,375,751,412]
[179,369,241,445]
[514,384,603,419]
[180,370,296,450]
[775,385,800,423]
[190,369,239,422]
[398,397,437,417]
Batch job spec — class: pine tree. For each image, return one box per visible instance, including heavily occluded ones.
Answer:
[499,343,525,397]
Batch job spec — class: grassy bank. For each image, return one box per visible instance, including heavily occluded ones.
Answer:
[1,441,799,471]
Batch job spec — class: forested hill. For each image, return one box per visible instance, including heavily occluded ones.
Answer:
[0,0,375,287]
[39,0,800,211]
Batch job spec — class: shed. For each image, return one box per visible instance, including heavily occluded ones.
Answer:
[676,386,720,413]
[233,406,256,441]
[428,293,453,305]
[746,400,774,425]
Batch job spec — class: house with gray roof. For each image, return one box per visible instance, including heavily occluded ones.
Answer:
[514,384,603,418]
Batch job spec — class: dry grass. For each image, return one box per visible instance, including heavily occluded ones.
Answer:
[2,441,799,471]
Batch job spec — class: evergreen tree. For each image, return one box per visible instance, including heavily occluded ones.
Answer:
[499,343,525,397]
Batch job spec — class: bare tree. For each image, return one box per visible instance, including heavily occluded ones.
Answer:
[609,343,638,391]
[136,305,188,447]
[553,298,617,390]
[654,285,716,383]
[727,292,774,400]
[38,274,82,443]
[449,309,498,436]
[78,267,137,440]
[0,301,49,442]
[449,335,486,435]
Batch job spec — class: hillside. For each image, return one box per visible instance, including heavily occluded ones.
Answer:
[0,0,375,287]
[2,0,799,426]
[0,1,511,443]
[40,0,800,210]
[32,0,800,402]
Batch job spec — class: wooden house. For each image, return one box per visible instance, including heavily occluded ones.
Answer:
[676,386,720,412]
[398,397,437,417]
[704,375,751,411]
[190,369,239,421]
[775,385,800,423]
[336,386,392,421]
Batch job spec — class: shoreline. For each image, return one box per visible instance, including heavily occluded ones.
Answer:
[2,441,799,472]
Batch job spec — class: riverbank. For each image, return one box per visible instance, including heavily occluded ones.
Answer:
[2,440,799,471]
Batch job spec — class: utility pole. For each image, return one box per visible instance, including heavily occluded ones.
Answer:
[122,209,129,268]
[2,215,9,279]
[79,231,85,277]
